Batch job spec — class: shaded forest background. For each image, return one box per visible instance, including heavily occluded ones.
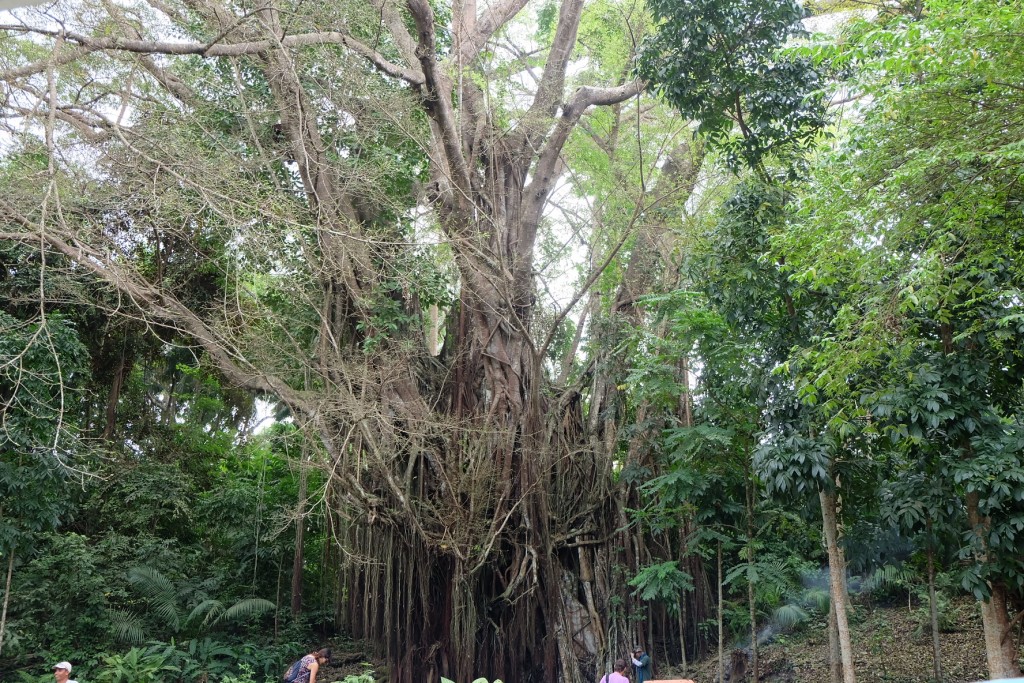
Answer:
[1,0,1023,681]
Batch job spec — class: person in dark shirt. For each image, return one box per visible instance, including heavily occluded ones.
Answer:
[631,644,652,683]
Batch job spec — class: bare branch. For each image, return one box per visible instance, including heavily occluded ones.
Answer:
[457,0,530,61]
[0,44,98,81]
[0,207,313,413]
[0,24,425,85]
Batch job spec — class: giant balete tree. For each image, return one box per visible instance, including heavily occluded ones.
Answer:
[0,0,707,680]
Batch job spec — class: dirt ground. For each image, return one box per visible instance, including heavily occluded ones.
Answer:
[677,597,1010,683]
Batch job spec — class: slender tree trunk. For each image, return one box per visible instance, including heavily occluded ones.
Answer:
[967,491,1021,679]
[678,604,688,674]
[718,539,724,683]
[828,602,842,683]
[556,297,592,386]
[926,519,943,683]
[746,476,758,682]
[102,351,127,440]
[291,456,309,617]
[979,584,1019,679]
[274,555,283,641]
[0,550,14,658]
[162,375,177,426]
[680,355,692,428]
[820,487,855,683]
[648,603,655,678]
[678,528,688,675]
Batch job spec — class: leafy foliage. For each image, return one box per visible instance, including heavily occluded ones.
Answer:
[639,0,827,170]
[630,561,694,606]
[0,313,89,554]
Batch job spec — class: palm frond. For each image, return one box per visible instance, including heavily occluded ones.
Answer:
[127,566,182,632]
[773,603,809,630]
[862,564,914,593]
[185,599,225,631]
[804,587,831,613]
[215,598,275,626]
[108,608,147,644]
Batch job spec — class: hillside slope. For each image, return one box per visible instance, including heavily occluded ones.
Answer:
[681,598,1011,683]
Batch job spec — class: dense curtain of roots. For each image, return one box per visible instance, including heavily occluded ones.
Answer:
[310,346,715,682]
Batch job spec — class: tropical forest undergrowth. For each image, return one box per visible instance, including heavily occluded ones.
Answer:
[685,596,1016,683]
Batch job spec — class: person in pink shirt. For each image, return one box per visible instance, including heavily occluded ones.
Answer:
[599,658,630,683]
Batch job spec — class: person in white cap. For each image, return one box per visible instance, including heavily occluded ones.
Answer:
[52,661,78,683]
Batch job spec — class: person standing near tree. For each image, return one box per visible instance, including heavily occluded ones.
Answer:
[599,659,630,683]
[52,661,78,683]
[632,645,652,683]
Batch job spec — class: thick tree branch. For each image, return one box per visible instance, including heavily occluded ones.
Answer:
[137,54,199,105]
[369,0,420,69]
[0,209,312,413]
[0,24,425,85]
[457,0,530,62]
[526,80,644,204]
[406,0,473,215]
[518,80,644,277]
[526,0,585,122]
[0,43,99,82]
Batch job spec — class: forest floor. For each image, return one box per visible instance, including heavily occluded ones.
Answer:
[319,596,1012,683]
[681,596,1003,683]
